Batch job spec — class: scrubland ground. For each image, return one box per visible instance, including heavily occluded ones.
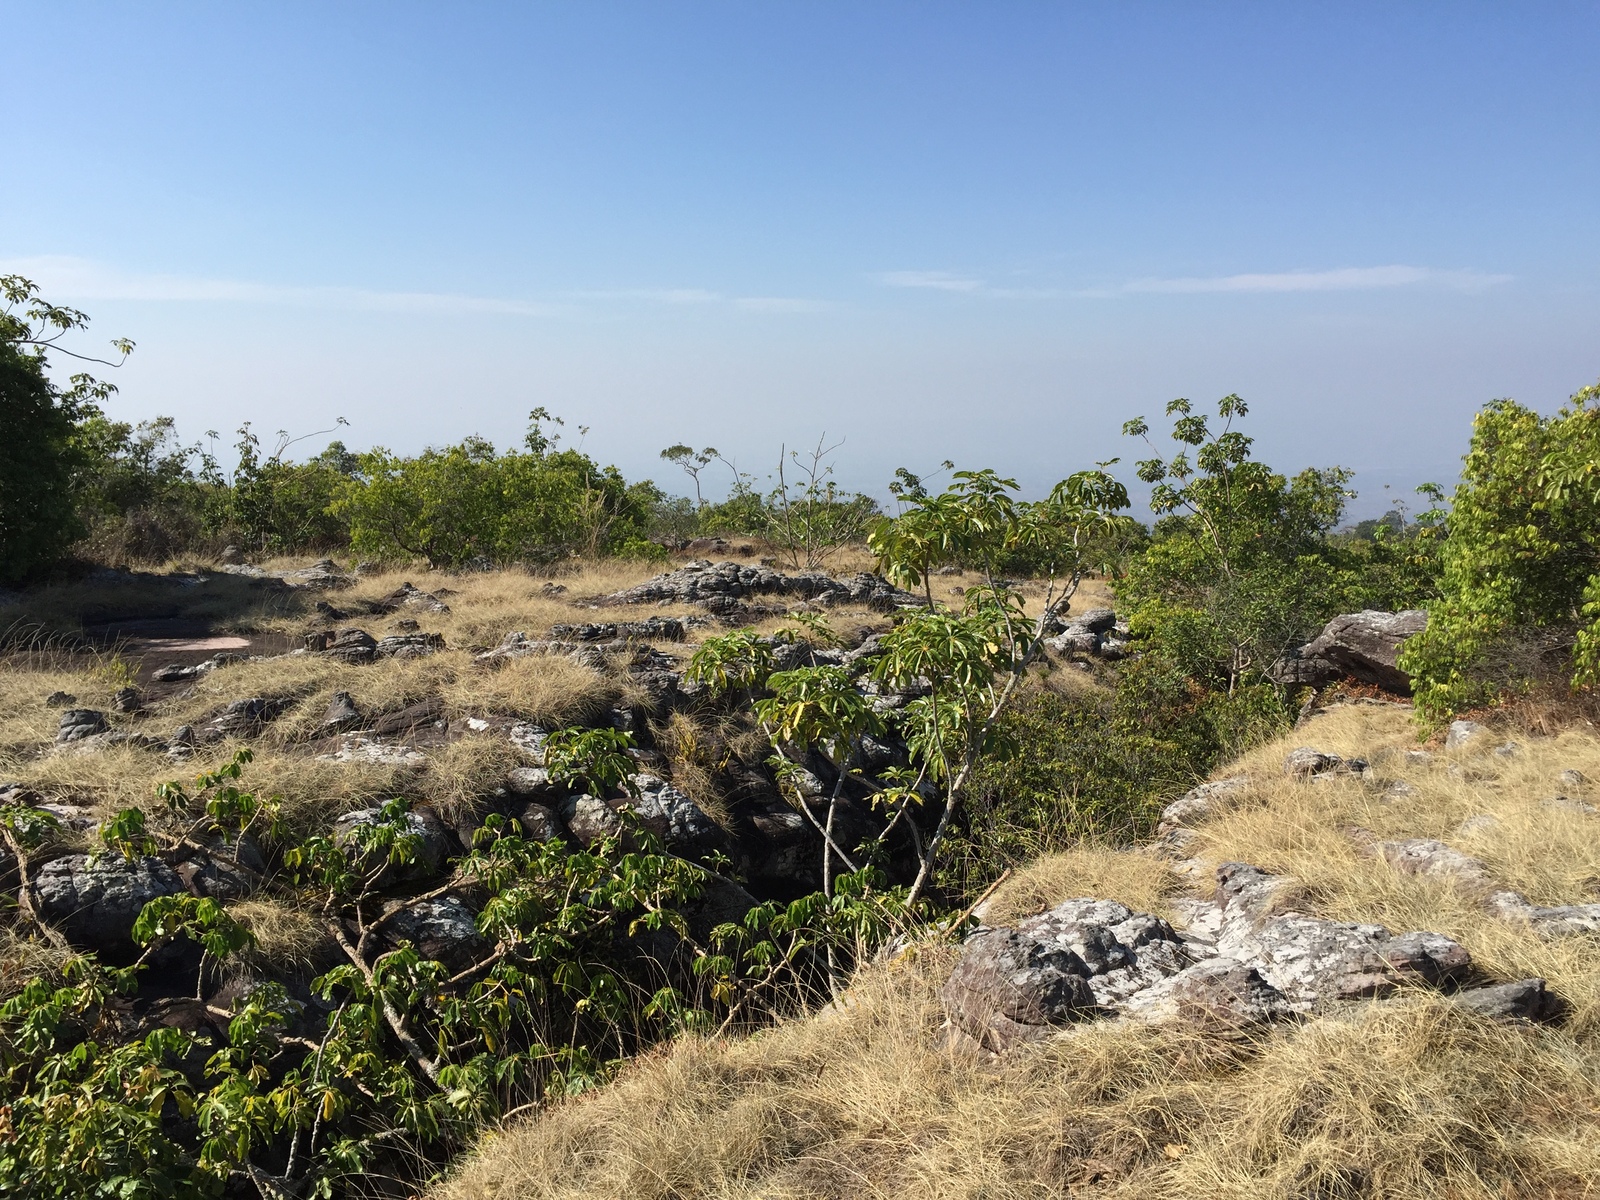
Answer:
[435,703,1600,1200]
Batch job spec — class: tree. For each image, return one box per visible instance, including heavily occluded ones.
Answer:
[0,276,132,581]
[1399,384,1600,719]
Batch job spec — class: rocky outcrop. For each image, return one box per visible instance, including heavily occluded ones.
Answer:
[56,709,110,743]
[379,895,485,971]
[547,617,687,642]
[1269,610,1427,693]
[200,697,292,743]
[599,560,916,613]
[1283,747,1368,778]
[944,862,1481,1051]
[33,854,186,962]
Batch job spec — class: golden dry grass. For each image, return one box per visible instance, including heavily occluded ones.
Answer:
[434,703,1600,1200]
[228,897,334,976]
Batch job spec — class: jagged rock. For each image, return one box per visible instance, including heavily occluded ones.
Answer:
[1486,891,1600,937]
[1494,741,1521,757]
[169,725,196,750]
[1157,777,1250,833]
[153,653,244,683]
[627,774,725,853]
[111,687,143,714]
[1452,978,1563,1022]
[283,559,354,590]
[370,697,445,737]
[1378,838,1492,887]
[316,737,428,767]
[332,806,455,881]
[44,691,76,707]
[941,927,1099,1050]
[1123,958,1294,1028]
[322,691,363,732]
[505,766,558,799]
[1215,861,1291,922]
[1017,900,1195,1008]
[1217,914,1470,1007]
[56,709,110,743]
[516,802,564,841]
[1266,646,1340,688]
[325,628,379,664]
[374,632,445,660]
[1446,720,1487,750]
[376,581,452,613]
[599,560,916,613]
[1283,747,1348,778]
[1044,629,1102,655]
[508,724,550,761]
[171,834,264,899]
[1297,610,1428,693]
[560,794,624,846]
[200,697,290,743]
[32,854,186,962]
[379,895,485,972]
[547,617,686,643]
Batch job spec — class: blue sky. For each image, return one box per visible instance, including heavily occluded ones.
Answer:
[5,2,1598,516]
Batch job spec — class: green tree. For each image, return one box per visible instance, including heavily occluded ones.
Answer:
[1399,384,1600,719]
[0,276,132,581]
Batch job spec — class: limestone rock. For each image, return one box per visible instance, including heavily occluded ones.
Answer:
[1486,890,1600,937]
[941,927,1098,1051]
[627,774,725,853]
[1123,958,1294,1028]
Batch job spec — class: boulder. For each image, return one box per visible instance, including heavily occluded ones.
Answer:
[56,709,110,743]
[627,774,725,853]
[505,766,559,799]
[370,697,445,737]
[1123,958,1294,1028]
[374,632,445,660]
[515,802,564,841]
[44,691,77,707]
[33,854,186,962]
[599,560,916,612]
[332,806,456,881]
[1378,838,1492,888]
[325,628,379,664]
[322,691,363,732]
[941,927,1099,1051]
[560,794,624,846]
[376,582,452,613]
[379,895,486,971]
[1299,610,1428,693]
[1157,777,1250,833]
[1283,747,1352,778]
[111,687,143,714]
[1486,891,1600,937]
[200,697,291,743]
[282,559,353,590]
[1016,899,1195,1007]
[1446,720,1487,750]
[1452,978,1563,1023]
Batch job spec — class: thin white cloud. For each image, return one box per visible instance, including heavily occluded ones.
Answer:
[1120,265,1511,294]
[0,255,563,315]
[875,270,986,292]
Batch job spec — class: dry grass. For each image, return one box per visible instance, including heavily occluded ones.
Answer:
[434,702,1600,1200]
[228,897,334,976]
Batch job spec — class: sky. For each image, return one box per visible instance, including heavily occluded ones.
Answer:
[4,2,1599,518]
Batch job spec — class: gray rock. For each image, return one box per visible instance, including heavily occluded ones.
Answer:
[1157,777,1250,833]
[941,927,1098,1051]
[627,774,725,853]
[283,559,354,590]
[375,582,451,613]
[560,794,624,846]
[56,709,110,743]
[515,802,564,841]
[599,560,916,613]
[33,854,185,961]
[44,691,77,707]
[1541,795,1598,816]
[504,766,558,799]
[1266,646,1340,689]
[1456,813,1502,836]
[1071,608,1117,634]
[1295,610,1428,693]
[1452,978,1562,1023]
[1558,768,1588,790]
[1493,741,1521,758]
[1404,749,1435,766]
[1044,628,1101,655]
[1017,899,1195,1008]
[1123,958,1294,1028]
[1283,747,1347,778]
[546,616,686,643]
[379,895,485,971]
[374,632,445,660]
[112,687,143,714]
[1383,780,1420,800]
[1486,891,1600,937]
[315,737,428,767]
[325,628,378,664]
[332,806,455,881]
[200,696,290,743]
[322,691,363,732]
[1446,720,1487,750]
[1378,838,1492,887]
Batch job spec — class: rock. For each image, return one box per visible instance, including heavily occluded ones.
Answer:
[515,802,564,841]
[316,737,428,768]
[171,835,262,900]
[1452,978,1563,1023]
[1446,720,1487,750]
[941,927,1099,1051]
[282,559,353,590]
[560,794,624,846]
[1383,780,1420,801]
[1543,795,1598,815]
[1283,747,1347,778]
[1267,646,1340,689]
[370,697,445,737]
[332,806,456,881]
[1123,958,1294,1028]
[1157,777,1250,833]
[152,653,243,683]
[1377,838,1492,887]
[1494,741,1521,757]
[1558,768,1588,790]
[1292,610,1428,693]
[1486,891,1600,937]
[33,854,186,962]
[1071,608,1117,634]
[1404,749,1435,766]
[44,691,76,707]
[546,616,686,643]
[379,895,485,971]
[200,697,291,743]
[56,709,110,743]
[394,617,420,632]
[508,724,549,761]
[1044,629,1102,656]
[505,766,558,799]
[375,582,451,613]
[599,560,917,613]
[1016,899,1195,1008]
[1456,813,1502,836]
[219,544,245,564]
[374,632,445,660]
[627,774,725,853]
[322,691,363,732]
[325,628,379,664]
[111,687,143,714]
